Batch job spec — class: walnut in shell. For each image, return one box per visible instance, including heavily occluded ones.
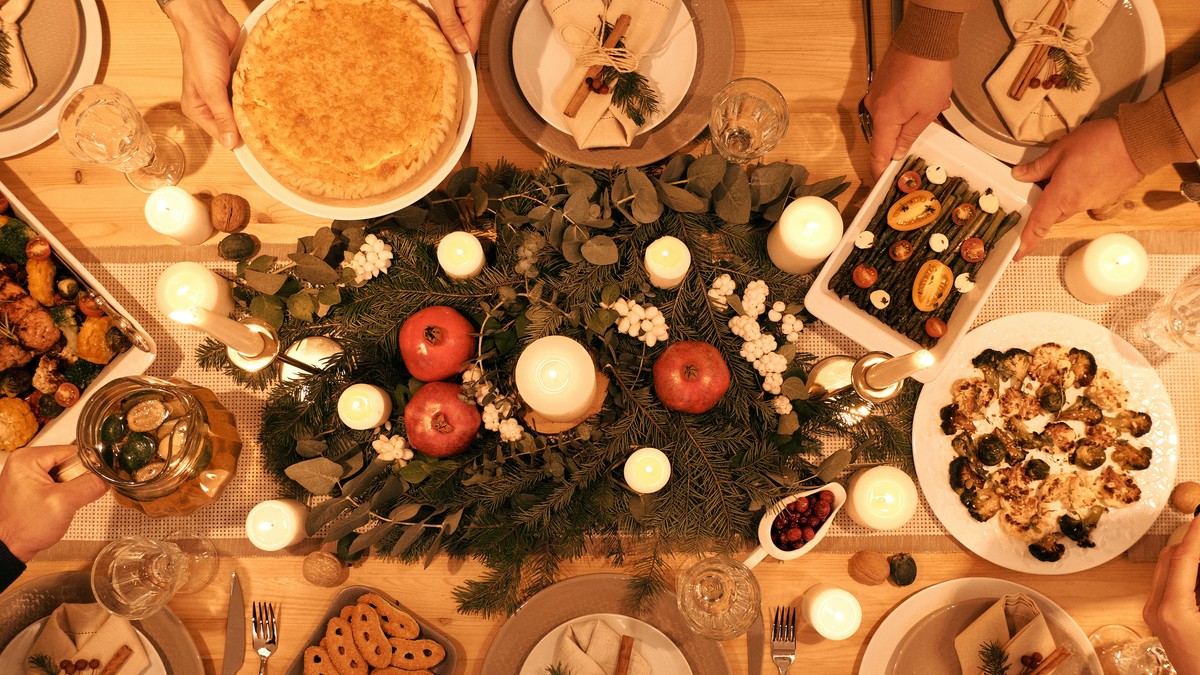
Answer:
[302,550,349,587]
[1171,482,1200,515]
[848,550,890,585]
[210,193,251,233]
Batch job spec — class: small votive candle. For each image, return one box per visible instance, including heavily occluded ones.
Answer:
[144,186,213,246]
[156,262,235,317]
[845,465,919,530]
[514,336,597,422]
[245,499,308,551]
[437,231,485,279]
[767,197,844,275]
[624,447,671,494]
[169,307,266,356]
[801,583,862,640]
[1063,233,1149,305]
[644,236,691,289]
[337,383,392,430]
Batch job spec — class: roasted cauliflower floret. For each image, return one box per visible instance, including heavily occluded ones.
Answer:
[1111,441,1152,471]
[1029,342,1070,385]
[1043,421,1078,454]
[951,376,995,419]
[1096,465,1142,508]
[1087,368,1129,412]
[1065,348,1098,388]
[1000,386,1041,420]
[1103,410,1153,438]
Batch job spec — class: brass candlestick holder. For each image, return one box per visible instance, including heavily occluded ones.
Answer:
[805,350,935,403]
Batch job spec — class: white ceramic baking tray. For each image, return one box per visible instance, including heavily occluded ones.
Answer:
[805,124,1041,383]
[0,182,156,448]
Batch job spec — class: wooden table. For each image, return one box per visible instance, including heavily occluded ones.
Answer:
[8,0,1200,672]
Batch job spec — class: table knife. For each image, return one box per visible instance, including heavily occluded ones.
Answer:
[746,612,764,675]
[222,571,246,675]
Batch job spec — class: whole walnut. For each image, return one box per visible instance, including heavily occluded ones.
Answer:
[210,193,251,233]
[1171,482,1200,515]
[848,550,890,586]
[302,550,349,587]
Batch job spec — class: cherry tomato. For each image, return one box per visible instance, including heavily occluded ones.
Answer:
[54,382,81,407]
[852,263,879,289]
[78,294,104,317]
[887,190,942,231]
[0,195,9,213]
[25,236,51,261]
[960,237,987,263]
[896,170,922,193]
[925,317,948,338]
[889,239,914,262]
[950,203,977,227]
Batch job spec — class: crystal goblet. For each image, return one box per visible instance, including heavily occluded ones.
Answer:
[90,532,217,620]
[676,555,762,640]
[709,77,790,164]
[1138,273,1200,354]
[57,84,186,193]
[1089,624,1176,674]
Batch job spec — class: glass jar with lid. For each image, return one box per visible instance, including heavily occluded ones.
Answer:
[63,375,241,517]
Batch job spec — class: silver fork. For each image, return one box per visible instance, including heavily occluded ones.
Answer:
[251,601,278,674]
[770,606,797,675]
[857,0,876,142]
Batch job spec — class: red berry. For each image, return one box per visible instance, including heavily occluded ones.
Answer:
[1042,79,1054,89]
[75,660,89,671]
[818,490,835,503]
[1029,77,1041,88]
[598,85,610,95]
[60,661,73,671]
[1055,80,1067,89]
[815,501,832,519]
[793,497,809,513]
[89,660,102,670]
[802,526,816,541]
[785,527,803,543]
[774,514,788,529]
[64,666,76,675]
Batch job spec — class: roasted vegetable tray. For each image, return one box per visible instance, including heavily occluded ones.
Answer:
[0,182,156,451]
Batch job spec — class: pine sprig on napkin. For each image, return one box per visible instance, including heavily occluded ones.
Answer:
[1048,39,1091,92]
[978,641,1011,675]
[28,654,60,675]
[596,21,661,127]
[0,30,13,89]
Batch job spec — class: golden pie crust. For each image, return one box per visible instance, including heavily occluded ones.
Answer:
[233,0,460,200]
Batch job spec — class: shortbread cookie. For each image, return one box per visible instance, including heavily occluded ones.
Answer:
[324,617,368,675]
[302,646,338,675]
[339,605,354,622]
[388,637,446,670]
[350,603,392,668]
[358,593,420,638]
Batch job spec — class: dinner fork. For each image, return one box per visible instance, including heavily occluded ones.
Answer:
[251,601,278,674]
[770,606,797,675]
[857,0,876,142]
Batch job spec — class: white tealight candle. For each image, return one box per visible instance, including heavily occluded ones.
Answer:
[144,186,213,246]
[644,236,691,289]
[845,465,919,530]
[156,262,235,317]
[1063,233,1149,305]
[337,383,393,430]
[514,336,597,422]
[169,307,266,356]
[624,447,671,494]
[437,231,485,279]
[245,499,309,551]
[767,197,844,275]
[801,583,862,641]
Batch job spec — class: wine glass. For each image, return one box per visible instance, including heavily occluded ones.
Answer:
[1138,273,1200,354]
[90,532,218,620]
[676,555,762,640]
[1089,624,1177,674]
[57,84,186,193]
[708,78,790,164]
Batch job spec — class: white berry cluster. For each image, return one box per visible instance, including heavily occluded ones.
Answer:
[710,275,807,405]
[513,232,545,278]
[465,366,526,443]
[707,273,737,309]
[372,423,414,466]
[740,280,769,318]
[602,298,669,347]
[772,396,793,415]
[346,234,394,284]
[768,302,805,343]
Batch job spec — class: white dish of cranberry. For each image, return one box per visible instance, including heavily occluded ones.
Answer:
[744,482,847,568]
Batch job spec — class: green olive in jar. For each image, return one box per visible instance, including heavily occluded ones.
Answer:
[100,413,127,444]
[118,432,158,474]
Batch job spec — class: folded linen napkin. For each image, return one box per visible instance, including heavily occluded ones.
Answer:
[24,603,151,675]
[0,0,34,115]
[983,0,1115,144]
[541,0,679,149]
[553,618,651,675]
[953,594,1057,673]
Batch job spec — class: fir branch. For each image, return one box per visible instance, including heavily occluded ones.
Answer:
[1048,28,1091,93]
[0,30,12,89]
[546,664,573,675]
[979,640,1011,675]
[27,654,59,675]
[601,67,660,127]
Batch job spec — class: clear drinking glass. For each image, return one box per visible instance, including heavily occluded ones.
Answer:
[676,555,762,640]
[709,78,790,163]
[1090,624,1177,674]
[91,533,218,620]
[57,84,186,192]
[1139,273,1200,353]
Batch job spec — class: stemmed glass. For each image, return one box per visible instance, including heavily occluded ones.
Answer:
[57,84,186,193]
[90,533,218,620]
[676,555,762,640]
[708,78,790,164]
[1138,273,1200,354]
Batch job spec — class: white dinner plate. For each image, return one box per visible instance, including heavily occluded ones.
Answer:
[860,577,1102,675]
[512,1,697,136]
[230,0,478,220]
[520,612,694,675]
[912,312,1179,574]
[0,619,166,675]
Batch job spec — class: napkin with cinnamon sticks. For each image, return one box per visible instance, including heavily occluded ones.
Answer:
[0,0,35,115]
[953,594,1057,673]
[24,603,151,675]
[983,0,1115,144]
[554,618,651,675]
[541,0,679,149]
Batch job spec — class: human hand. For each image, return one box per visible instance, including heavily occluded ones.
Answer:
[429,0,485,54]
[166,0,242,148]
[864,47,954,180]
[1010,118,1143,260]
[0,445,107,562]
[1144,517,1200,675]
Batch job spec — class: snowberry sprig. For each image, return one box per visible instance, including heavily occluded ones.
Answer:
[601,297,669,347]
[710,275,807,406]
[464,366,527,443]
[345,234,394,284]
[372,423,414,466]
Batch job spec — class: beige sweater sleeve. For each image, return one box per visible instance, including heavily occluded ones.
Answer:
[1117,64,1200,174]
[891,0,979,61]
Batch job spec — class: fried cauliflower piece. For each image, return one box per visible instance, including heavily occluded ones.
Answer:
[0,397,37,451]
[1095,465,1142,508]
[951,377,995,420]
[1087,368,1129,412]
[1029,342,1070,385]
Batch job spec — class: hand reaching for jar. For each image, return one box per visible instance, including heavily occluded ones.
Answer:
[1144,516,1200,675]
[0,445,107,562]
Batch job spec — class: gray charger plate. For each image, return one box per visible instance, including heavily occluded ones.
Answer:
[487,0,734,168]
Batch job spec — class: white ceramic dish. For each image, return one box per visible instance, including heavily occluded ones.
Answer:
[0,182,157,450]
[229,0,478,220]
[806,123,1039,384]
[512,0,698,136]
[860,577,1102,675]
[519,613,693,675]
[743,482,846,568]
[912,312,1178,575]
[0,619,166,674]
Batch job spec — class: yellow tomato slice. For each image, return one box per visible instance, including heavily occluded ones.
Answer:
[887,190,942,231]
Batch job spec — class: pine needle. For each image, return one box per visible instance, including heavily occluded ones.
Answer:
[1048,28,1091,92]
[978,640,1011,675]
[0,31,12,89]
[27,654,59,675]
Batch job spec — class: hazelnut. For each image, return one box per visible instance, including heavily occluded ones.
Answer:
[302,550,349,587]
[210,193,251,233]
[1171,482,1200,514]
[848,550,890,586]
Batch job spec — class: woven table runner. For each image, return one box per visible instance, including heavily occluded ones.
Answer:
[38,233,1200,562]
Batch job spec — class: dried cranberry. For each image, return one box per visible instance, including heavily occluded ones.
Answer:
[774,514,789,530]
[786,527,804,542]
[1029,77,1041,88]
[793,497,809,513]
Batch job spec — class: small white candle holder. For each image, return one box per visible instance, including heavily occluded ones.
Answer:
[437,231,485,279]
[225,317,281,373]
[624,447,671,494]
[644,236,691,289]
[801,583,862,640]
[338,383,393,430]
[767,197,844,275]
[246,499,309,551]
[845,465,918,530]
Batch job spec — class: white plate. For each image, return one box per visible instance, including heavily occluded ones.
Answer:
[519,613,693,675]
[230,0,478,220]
[806,124,1039,384]
[512,1,697,136]
[0,619,165,674]
[860,577,1102,675]
[0,0,102,157]
[912,312,1179,574]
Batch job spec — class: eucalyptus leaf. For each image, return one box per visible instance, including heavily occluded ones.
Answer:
[324,501,373,542]
[750,162,794,208]
[287,292,316,323]
[341,458,393,497]
[311,227,337,260]
[446,166,479,198]
[601,283,622,305]
[471,184,489,217]
[816,448,852,482]
[493,329,518,356]
[294,438,327,458]
[390,206,427,230]
[775,342,797,362]
[713,165,751,224]
[343,226,368,253]
[397,458,435,484]
[306,496,353,535]
[244,269,288,295]
[790,165,810,191]
[564,191,591,224]
[288,253,341,285]
[581,235,619,265]
[349,522,396,554]
[654,179,708,213]
[562,241,584,264]
[780,376,808,400]
[318,285,342,307]
[661,153,694,183]
[560,167,597,197]
[248,255,276,272]
[249,295,285,328]
[422,528,445,568]
[285,456,344,496]
[796,175,848,200]
[442,508,464,536]
[686,154,727,197]
[586,308,618,335]
[388,502,424,522]
[390,524,425,555]
[726,295,746,316]
[625,168,662,224]
[777,412,800,436]
[370,475,406,510]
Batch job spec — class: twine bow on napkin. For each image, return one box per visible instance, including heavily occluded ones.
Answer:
[24,603,151,675]
[542,0,679,149]
[953,594,1057,673]
[0,0,35,115]
[554,619,652,675]
[983,0,1115,144]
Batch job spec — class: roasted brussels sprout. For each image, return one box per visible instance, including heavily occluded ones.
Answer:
[888,553,918,586]
[971,348,1006,390]
[1037,383,1065,413]
[1071,440,1107,471]
[960,486,1002,522]
[1024,458,1051,481]
[1028,535,1066,562]
[1006,418,1049,450]
[36,394,63,419]
[1112,441,1152,471]
[1059,396,1103,425]
[1104,410,1153,438]
[975,432,1006,466]
[1059,509,1102,548]
[0,368,33,397]
[998,348,1033,385]
[994,427,1028,465]
[1067,347,1098,387]
[952,433,976,458]
[55,277,80,299]
[950,455,986,493]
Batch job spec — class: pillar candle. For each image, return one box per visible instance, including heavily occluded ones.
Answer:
[1063,233,1148,305]
[245,499,308,551]
[644,236,691,289]
[845,465,919,530]
[337,384,392,430]
[156,262,234,317]
[767,197,844,275]
[144,186,213,246]
[801,583,862,640]
[624,448,671,494]
[437,231,485,279]
[514,336,597,422]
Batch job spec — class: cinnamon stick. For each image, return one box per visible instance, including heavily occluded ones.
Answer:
[1027,645,1072,675]
[563,13,632,119]
[615,634,635,675]
[98,645,134,675]
[1007,0,1071,101]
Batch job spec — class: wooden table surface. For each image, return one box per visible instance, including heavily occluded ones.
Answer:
[8,0,1200,673]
